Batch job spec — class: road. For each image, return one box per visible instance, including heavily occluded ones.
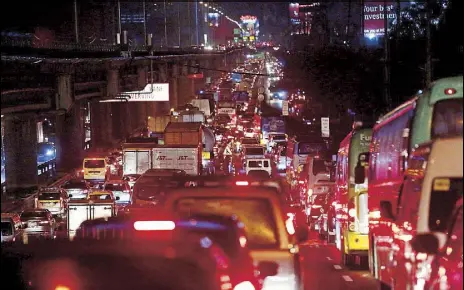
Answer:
[301,232,378,290]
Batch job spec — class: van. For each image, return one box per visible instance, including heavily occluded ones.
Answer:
[245,158,272,177]
[83,157,108,181]
[377,137,463,289]
[1,213,23,243]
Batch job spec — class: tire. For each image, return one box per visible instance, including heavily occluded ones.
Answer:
[341,239,354,268]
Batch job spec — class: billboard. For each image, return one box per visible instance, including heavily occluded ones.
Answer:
[208,12,220,27]
[240,15,259,39]
[364,2,396,38]
[101,83,169,102]
[289,3,301,25]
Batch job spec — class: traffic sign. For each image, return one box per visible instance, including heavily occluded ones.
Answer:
[258,87,265,94]
[321,117,330,137]
[258,94,265,102]
[224,146,233,156]
[282,101,289,116]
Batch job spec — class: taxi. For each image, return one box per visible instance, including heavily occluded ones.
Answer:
[34,187,68,216]
[87,190,119,202]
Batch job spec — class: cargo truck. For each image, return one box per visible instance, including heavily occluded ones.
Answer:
[67,199,117,238]
[191,99,211,117]
[164,122,202,146]
[152,145,202,176]
[122,137,158,176]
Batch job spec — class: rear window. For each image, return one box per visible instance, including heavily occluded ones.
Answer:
[84,160,105,168]
[1,222,13,236]
[245,147,264,156]
[175,198,279,249]
[432,99,463,138]
[313,159,328,175]
[89,194,112,201]
[248,160,269,168]
[429,178,463,232]
[105,184,125,191]
[38,192,61,200]
[272,135,286,141]
[21,211,48,219]
[62,181,87,189]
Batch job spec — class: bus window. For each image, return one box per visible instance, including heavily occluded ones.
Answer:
[84,159,105,168]
[313,159,327,176]
[432,99,463,138]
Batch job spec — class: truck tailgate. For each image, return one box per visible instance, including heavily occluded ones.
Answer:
[68,204,90,232]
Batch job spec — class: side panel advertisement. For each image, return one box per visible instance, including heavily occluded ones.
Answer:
[152,148,199,175]
[261,117,286,139]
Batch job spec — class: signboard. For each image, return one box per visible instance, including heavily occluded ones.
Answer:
[282,101,289,116]
[207,13,220,27]
[187,73,204,79]
[258,87,265,94]
[363,2,396,38]
[224,146,233,156]
[258,94,265,102]
[289,3,301,25]
[218,108,235,115]
[232,91,250,102]
[233,28,241,35]
[321,117,330,137]
[101,83,169,102]
[202,151,211,160]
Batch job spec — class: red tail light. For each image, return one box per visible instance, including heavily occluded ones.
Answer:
[234,281,255,290]
[133,221,175,231]
[444,88,456,95]
[236,181,249,186]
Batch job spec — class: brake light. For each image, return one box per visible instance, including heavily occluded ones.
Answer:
[239,236,247,248]
[39,220,50,225]
[55,286,70,290]
[307,188,313,196]
[312,205,322,209]
[123,190,130,193]
[444,88,456,95]
[133,221,175,231]
[298,180,305,184]
[234,281,255,290]
[369,210,381,219]
[236,181,249,186]
[285,213,295,235]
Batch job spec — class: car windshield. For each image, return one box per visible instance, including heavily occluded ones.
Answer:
[311,194,327,205]
[89,194,112,201]
[38,192,61,200]
[84,159,105,168]
[62,181,87,189]
[105,184,125,191]
[175,197,279,249]
[245,147,264,155]
[313,159,328,175]
[21,211,48,219]
[1,222,13,236]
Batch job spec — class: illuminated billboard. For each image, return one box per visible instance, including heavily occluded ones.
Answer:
[364,2,396,38]
[289,3,301,25]
[240,15,259,40]
[208,12,220,27]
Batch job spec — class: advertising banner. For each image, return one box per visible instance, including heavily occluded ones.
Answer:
[289,3,301,25]
[101,83,169,102]
[208,13,220,27]
[363,2,396,37]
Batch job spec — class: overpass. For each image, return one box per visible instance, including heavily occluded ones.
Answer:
[1,37,245,193]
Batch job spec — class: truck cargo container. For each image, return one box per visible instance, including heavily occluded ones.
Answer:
[164,122,202,146]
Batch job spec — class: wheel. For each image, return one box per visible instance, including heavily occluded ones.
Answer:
[341,239,355,268]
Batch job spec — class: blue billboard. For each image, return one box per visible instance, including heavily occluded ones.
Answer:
[231,73,242,83]
[261,117,286,139]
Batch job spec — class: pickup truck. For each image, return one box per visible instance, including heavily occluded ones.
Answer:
[67,199,117,237]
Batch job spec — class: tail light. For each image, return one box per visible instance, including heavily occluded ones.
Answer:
[83,190,88,194]
[311,205,321,209]
[123,190,130,194]
[285,213,295,235]
[39,221,50,225]
[348,199,356,231]
[236,181,249,186]
[239,236,247,248]
[369,210,381,220]
[234,281,255,290]
[133,221,175,231]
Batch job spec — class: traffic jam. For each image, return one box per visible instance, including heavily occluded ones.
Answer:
[1,50,463,290]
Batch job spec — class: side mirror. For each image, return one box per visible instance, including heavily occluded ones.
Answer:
[354,164,365,184]
[296,226,309,243]
[411,233,441,255]
[257,261,279,278]
[68,194,73,198]
[380,200,395,220]
[116,196,120,201]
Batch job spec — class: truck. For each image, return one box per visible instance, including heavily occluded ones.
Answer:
[261,116,286,141]
[217,101,236,117]
[147,115,178,134]
[164,122,202,146]
[67,199,117,238]
[122,137,158,176]
[152,145,202,176]
[179,111,205,123]
[191,99,211,117]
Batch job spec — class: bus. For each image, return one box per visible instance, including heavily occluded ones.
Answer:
[364,76,463,285]
[286,136,329,195]
[334,122,372,267]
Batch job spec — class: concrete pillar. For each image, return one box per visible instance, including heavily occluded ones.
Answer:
[169,77,178,111]
[110,103,125,142]
[55,102,84,173]
[178,77,195,107]
[90,101,113,149]
[135,67,148,128]
[4,116,38,191]
[107,69,120,98]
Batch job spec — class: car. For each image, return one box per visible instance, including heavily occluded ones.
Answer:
[103,180,132,205]
[1,212,23,243]
[122,174,141,189]
[162,177,308,290]
[2,226,238,290]
[34,187,68,216]
[87,190,119,202]
[20,209,56,238]
[61,179,90,200]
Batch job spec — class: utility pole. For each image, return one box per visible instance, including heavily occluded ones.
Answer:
[187,2,192,46]
[178,3,181,47]
[142,0,147,45]
[425,0,433,87]
[383,0,391,109]
[117,0,122,35]
[164,0,168,47]
[73,0,79,43]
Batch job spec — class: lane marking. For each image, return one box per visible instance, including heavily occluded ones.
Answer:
[342,275,353,282]
[326,257,332,261]
[333,265,342,270]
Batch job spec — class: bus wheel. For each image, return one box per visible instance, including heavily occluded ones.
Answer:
[341,240,354,267]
